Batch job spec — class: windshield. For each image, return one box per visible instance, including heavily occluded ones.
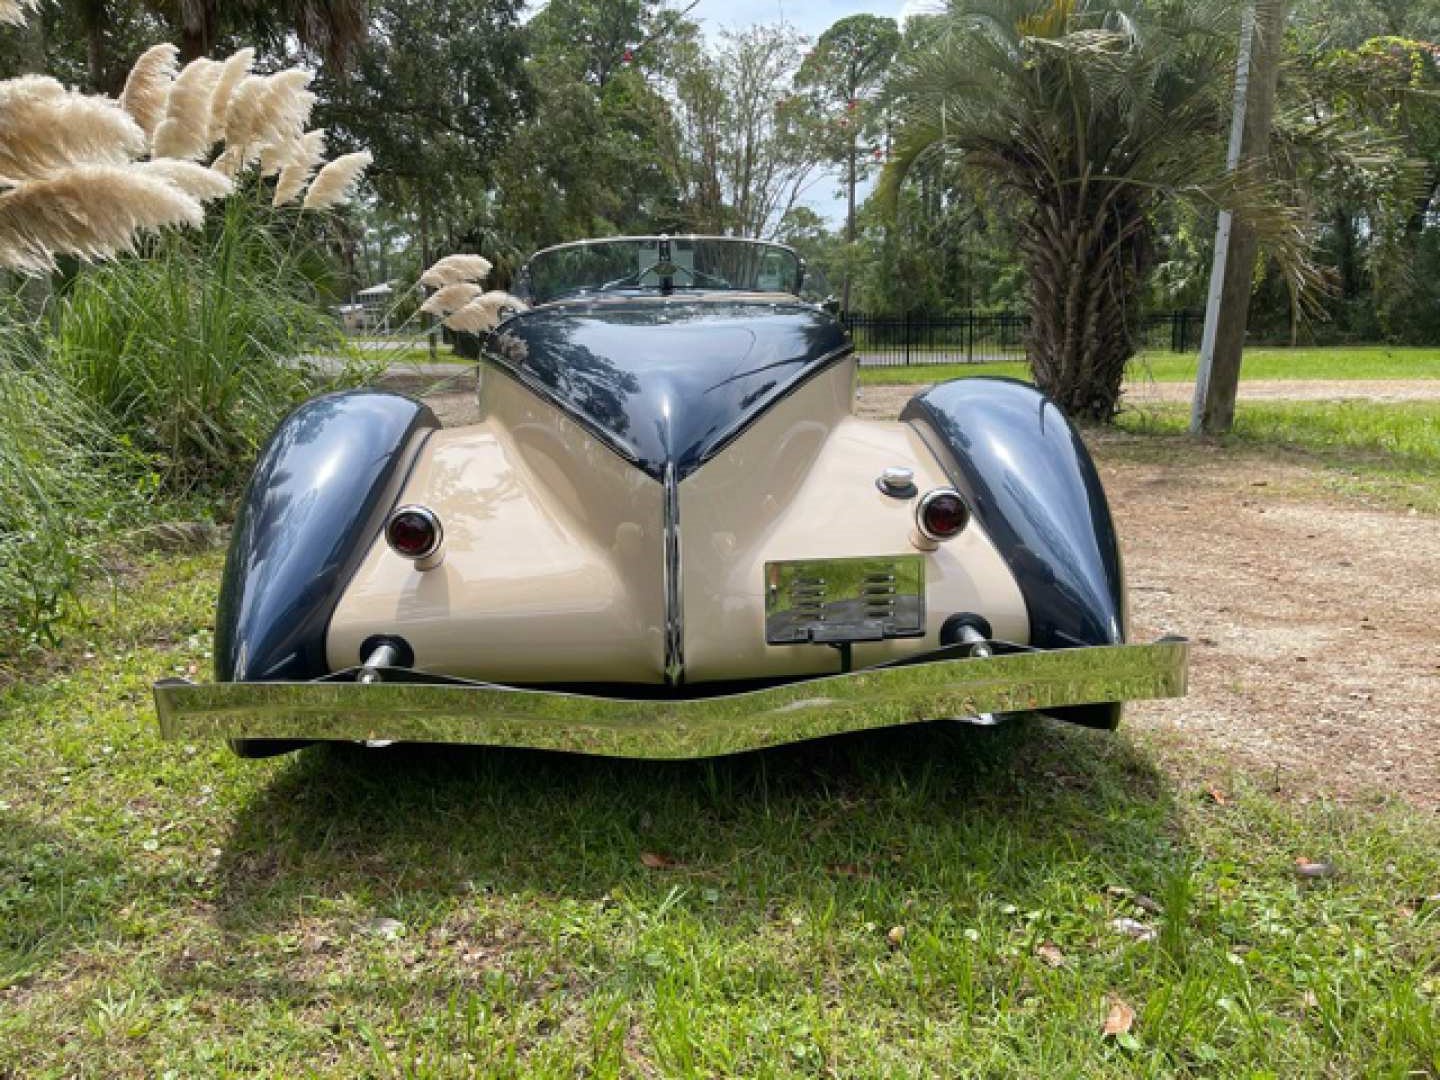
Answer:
[519,237,804,304]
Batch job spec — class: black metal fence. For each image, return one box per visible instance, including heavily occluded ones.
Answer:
[842,310,1202,366]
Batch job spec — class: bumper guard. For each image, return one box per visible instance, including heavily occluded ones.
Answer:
[154,640,1188,759]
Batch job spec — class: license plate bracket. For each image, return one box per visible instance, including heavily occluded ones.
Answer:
[764,555,926,645]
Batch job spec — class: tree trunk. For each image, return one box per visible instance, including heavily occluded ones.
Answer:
[417,197,432,273]
[180,23,208,63]
[85,13,106,93]
[1023,193,1149,421]
[842,134,857,314]
[1195,0,1288,436]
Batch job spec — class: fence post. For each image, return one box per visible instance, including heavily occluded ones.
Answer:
[903,311,911,366]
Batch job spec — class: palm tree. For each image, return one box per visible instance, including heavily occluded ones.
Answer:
[882,0,1307,420]
[67,0,367,91]
[178,0,368,68]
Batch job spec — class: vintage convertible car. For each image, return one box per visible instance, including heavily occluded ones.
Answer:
[153,236,1188,758]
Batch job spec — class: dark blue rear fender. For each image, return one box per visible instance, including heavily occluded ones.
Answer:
[902,378,1125,729]
[215,391,439,683]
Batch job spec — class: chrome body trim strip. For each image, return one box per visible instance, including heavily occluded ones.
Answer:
[154,640,1189,761]
[662,461,685,685]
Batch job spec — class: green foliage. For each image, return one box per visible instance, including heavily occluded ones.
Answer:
[0,195,371,649]
[878,0,1280,418]
[794,15,901,260]
[314,0,533,265]
[45,200,352,490]
[859,344,1440,384]
[0,328,140,646]
[858,169,1027,315]
[671,25,821,238]
[492,0,694,249]
[1117,395,1440,511]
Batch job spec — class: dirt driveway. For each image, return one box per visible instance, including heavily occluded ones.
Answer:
[416,378,1440,807]
[1091,434,1439,809]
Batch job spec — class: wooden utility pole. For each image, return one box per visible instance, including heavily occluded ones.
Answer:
[1191,0,1288,435]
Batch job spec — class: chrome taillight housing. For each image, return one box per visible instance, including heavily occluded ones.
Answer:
[915,487,970,543]
[385,505,444,569]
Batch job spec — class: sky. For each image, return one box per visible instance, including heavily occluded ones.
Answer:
[683,0,934,37]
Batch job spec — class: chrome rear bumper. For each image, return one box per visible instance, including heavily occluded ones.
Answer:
[153,640,1188,759]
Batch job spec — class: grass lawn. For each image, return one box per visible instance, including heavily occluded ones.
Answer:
[857,346,1440,386]
[346,343,470,367]
[1116,400,1440,513]
[2,551,1437,1076]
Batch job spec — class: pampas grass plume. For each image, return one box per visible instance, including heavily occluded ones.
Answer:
[0,165,203,273]
[222,69,315,168]
[302,150,371,210]
[420,282,483,317]
[221,74,269,156]
[443,291,526,333]
[0,80,146,183]
[261,70,317,146]
[119,43,179,139]
[272,128,326,205]
[208,48,254,142]
[152,57,221,160]
[420,254,494,287]
[0,0,40,27]
[136,159,233,202]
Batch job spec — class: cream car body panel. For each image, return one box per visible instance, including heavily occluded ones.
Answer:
[327,372,665,682]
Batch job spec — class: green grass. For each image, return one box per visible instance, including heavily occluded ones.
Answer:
[1117,400,1440,513]
[858,346,1440,386]
[383,345,469,366]
[2,550,1437,1077]
[333,343,468,367]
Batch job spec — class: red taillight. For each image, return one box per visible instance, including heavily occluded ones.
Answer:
[385,506,443,561]
[917,488,969,542]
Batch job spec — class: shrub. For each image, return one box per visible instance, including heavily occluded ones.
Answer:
[46,198,361,490]
[0,324,142,649]
[0,35,379,652]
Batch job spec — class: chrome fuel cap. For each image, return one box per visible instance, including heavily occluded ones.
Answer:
[877,466,917,498]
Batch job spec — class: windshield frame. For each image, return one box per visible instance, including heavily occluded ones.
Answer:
[515,236,808,305]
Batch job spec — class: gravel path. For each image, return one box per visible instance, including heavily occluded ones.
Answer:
[1094,434,1439,808]
[1125,378,1440,405]
[856,379,1440,420]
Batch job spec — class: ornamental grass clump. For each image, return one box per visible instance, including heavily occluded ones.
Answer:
[0,15,376,648]
[0,320,144,651]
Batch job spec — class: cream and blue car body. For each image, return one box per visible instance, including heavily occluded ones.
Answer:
[154,236,1188,758]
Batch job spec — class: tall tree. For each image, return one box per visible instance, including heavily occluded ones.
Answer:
[30,0,368,91]
[673,24,821,239]
[491,0,695,249]
[314,0,532,268]
[177,0,369,67]
[883,0,1317,420]
[795,14,899,310]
